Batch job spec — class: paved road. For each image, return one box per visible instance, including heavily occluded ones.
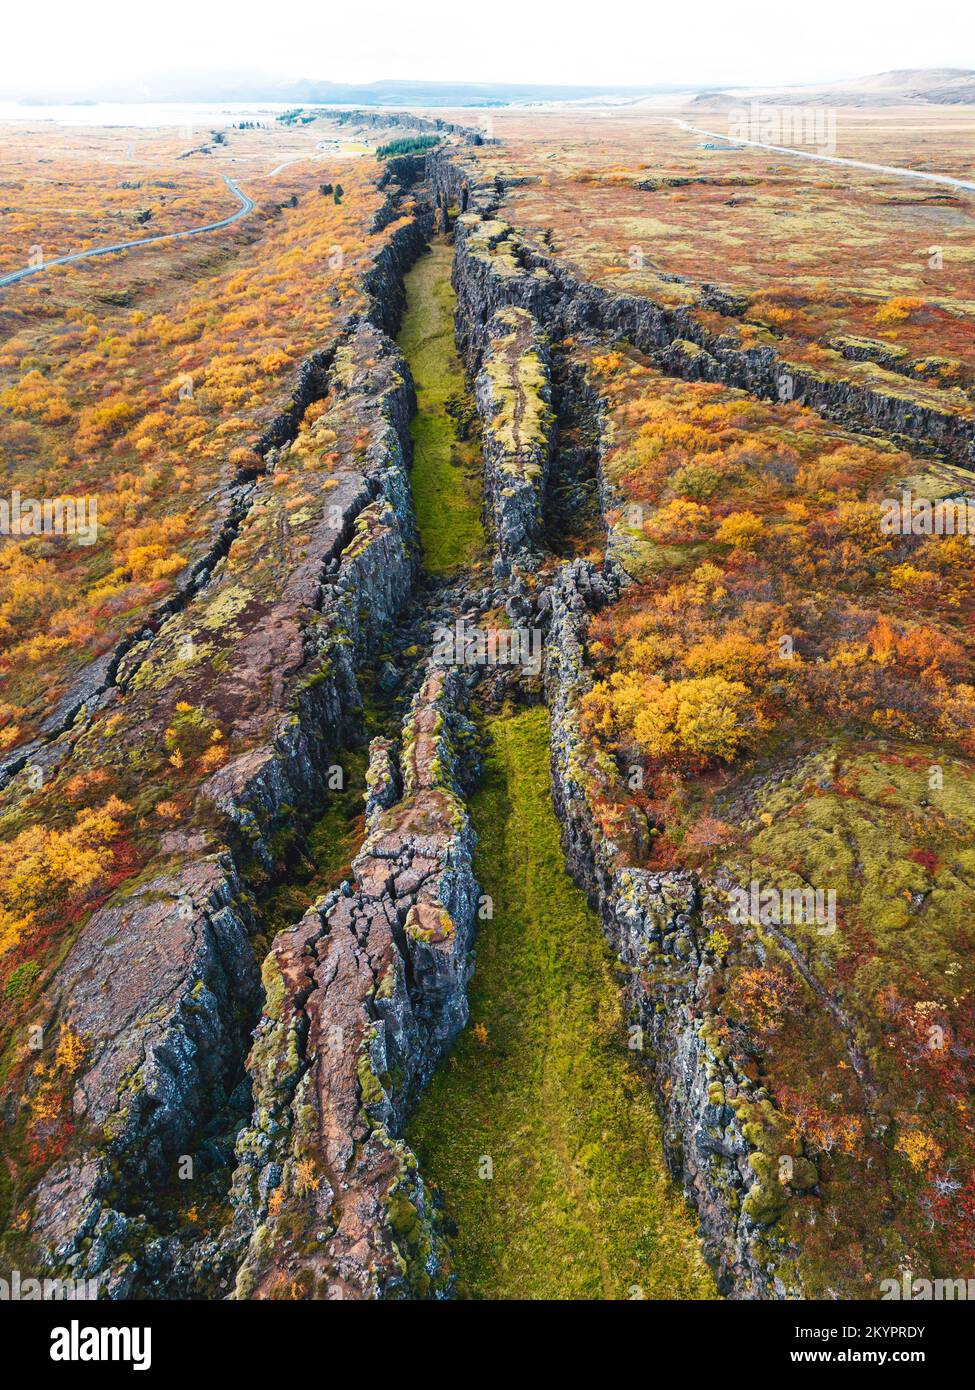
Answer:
[675,119,975,194]
[0,174,255,290]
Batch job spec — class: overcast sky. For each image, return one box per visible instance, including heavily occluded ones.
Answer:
[3,0,973,95]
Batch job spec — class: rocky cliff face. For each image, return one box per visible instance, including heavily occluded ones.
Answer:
[5,145,465,1293]
[439,153,975,465]
[27,855,261,1294]
[16,137,924,1304]
[225,665,480,1300]
[0,347,341,796]
[543,562,803,1298]
[0,202,441,802]
[656,336,975,467]
[318,109,492,146]
[476,307,555,568]
[364,205,434,336]
[4,145,547,1299]
[434,177,824,1295]
[451,215,562,366]
[21,320,426,1296]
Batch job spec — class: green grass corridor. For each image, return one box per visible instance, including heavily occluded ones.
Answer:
[407,708,716,1299]
[397,239,484,573]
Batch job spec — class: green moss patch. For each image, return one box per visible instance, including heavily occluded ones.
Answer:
[397,239,485,573]
[407,707,715,1300]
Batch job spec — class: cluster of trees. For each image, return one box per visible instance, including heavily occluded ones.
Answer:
[375,134,440,160]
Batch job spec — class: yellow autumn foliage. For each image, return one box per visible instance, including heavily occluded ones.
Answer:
[0,796,129,956]
[581,672,757,765]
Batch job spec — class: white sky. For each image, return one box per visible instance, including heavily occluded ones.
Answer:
[2,0,973,94]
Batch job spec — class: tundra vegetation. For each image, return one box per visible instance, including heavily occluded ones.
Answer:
[420,104,975,1293]
[0,116,423,1236]
[0,128,393,750]
[571,343,975,1289]
[1,100,974,1301]
[466,107,975,403]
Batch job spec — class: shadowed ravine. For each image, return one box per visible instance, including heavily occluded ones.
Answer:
[398,237,484,572]
[406,708,715,1299]
[397,236,715,1299]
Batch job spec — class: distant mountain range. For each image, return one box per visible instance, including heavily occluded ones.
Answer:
[6,75,697,108]
[692,68,975,107]
[6,69,975,109]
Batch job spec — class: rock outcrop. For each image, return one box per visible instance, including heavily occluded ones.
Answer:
[316,108,492,146]
[543,561,803,1298]
[226,664,480,1300]
[0,347,338,795]
[15,317,428,1296]
[476,307,555,567]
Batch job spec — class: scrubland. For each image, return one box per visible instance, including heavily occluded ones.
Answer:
[576,344,975,1286]
[0,115,407,1201]
[469,108,975,403]
[2,98,974,1301]
[0,124,384,749]
[447,106,975,1291]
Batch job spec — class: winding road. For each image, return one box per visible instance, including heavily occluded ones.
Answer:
[0,173,254,290]
[674,118,975,193]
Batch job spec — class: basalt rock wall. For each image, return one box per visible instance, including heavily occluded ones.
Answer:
[441,165,975,464]
[542,561,802,1299]
[22,323,424,1297]
[225,664,480,1300]
[476,306,555,568]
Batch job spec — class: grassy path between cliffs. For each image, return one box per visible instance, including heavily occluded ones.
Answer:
[398,238,484,572]
[407,708,716,1300]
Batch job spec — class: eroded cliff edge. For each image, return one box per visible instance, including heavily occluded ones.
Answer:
[436,138,975,1298]
[1,165,486,1296]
